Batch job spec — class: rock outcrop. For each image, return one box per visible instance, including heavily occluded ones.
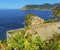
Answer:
[6,14,60,41]
[7,22,60,41]
[25,22,60,41]
[25,14,44,28]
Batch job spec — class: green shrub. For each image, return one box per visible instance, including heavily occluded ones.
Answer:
[44,20,56,23]
[1,31,60,50]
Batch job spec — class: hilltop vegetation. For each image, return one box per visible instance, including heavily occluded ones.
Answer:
[20,3,60,10]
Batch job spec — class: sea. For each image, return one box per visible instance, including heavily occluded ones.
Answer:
[0,9,53,39]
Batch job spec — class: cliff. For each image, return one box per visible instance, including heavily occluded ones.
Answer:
[6,14,60,41]
[7,22,60,41]
[20,3,60,10]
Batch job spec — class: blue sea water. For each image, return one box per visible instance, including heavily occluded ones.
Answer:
[0,9,52,39]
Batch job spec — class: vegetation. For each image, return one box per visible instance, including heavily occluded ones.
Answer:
[52,5,60,21]
[0,31,60,50]
[21,3,60,10]
[44,20,56,23]
[0,13,60,50]
[52,5,60,18]
[25,14,35,28]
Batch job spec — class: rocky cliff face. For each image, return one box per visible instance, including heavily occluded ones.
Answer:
[6,15,60,41]
[25,14,44,28]
[25,22,60,41]
[7,22,60,41]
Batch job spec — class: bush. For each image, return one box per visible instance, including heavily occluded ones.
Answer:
[1,30,60,50]
[6,33,60,50]
[44,20,56,23]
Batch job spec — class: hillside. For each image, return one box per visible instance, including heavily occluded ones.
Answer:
[1,14,60,50]
[20,3,60,10]
[7,14,59,41]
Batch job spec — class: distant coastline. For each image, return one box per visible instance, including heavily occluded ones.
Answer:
[20,3,60,10]
[20,9,51,11]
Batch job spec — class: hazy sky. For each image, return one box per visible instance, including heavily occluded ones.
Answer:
[0,0,60,9]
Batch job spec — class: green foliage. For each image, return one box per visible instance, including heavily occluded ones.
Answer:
[45,33,60,50]
[6,32,60,50]
[0,40,7,44]
[44,20,56,23]
[52,5,60,18]
[25,14,35,28]
[1,29,60,50]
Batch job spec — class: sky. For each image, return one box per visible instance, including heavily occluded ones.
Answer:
[0,0,60,9]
